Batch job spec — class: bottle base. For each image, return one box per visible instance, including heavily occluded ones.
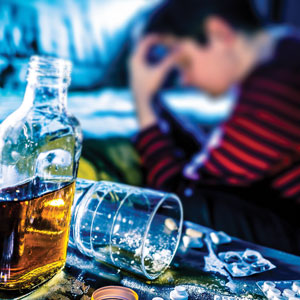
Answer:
[0,261,65,299]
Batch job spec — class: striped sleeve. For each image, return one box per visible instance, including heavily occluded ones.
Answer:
[133,124,185,190]
[198,72,300,186]
[272,161,300,202]
[134,69,300,199]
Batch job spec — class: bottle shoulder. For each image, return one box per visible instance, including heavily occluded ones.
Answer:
[0,106,82,149]
[0,105,82,187]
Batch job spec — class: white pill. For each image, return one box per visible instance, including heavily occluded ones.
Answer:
[182,236,203,249]
[210,231,232,245]
[170,286,189,300]
[273,296,286,300]
[267,288,281,298]
[175,286,187,295]
[165,218,178,231]
[185,228,203,238]
[210,232,220,244]
[292,281,300,293]
[262,281,276,291]
[183,236,191,248]
[283,289,296,298]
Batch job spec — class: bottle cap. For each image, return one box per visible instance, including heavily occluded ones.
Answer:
[91,286,138,300]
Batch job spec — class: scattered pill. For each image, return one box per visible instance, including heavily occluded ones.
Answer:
[267,288,281,299]
[292,281,300,293]
[170,286,189,300]
[165,218,178,231]
[210,231,232,245]
[182,236,203,249]
[283,289,296,298]
[185,228,203,239]
[262,281,276,291]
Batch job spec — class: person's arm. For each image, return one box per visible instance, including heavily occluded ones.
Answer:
[130,36,300,199]
[133,83,300,198]
[133,123,186,191]
[130,35,189,191]
[134,95,297,193]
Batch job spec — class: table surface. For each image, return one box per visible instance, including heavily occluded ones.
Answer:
[13,222,300,300]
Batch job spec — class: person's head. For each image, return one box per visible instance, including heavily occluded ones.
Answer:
[145,0,266,95]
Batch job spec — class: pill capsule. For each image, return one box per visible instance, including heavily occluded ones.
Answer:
[165,218,178,231]
[262,281,276,292]
[185,228,203,239]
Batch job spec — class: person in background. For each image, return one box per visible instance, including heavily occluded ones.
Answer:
[130,0,300,254]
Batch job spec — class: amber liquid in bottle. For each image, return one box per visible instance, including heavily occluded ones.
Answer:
[0,179,75,297]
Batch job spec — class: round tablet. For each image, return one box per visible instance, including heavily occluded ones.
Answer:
[262,281,276,291]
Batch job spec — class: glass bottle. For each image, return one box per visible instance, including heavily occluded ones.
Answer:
[0,56,82,298]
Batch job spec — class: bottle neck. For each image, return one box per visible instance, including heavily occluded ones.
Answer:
[22,56,72,112]
[23,82,68,112]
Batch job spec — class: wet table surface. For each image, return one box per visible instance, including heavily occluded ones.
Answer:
[22,222,300,300]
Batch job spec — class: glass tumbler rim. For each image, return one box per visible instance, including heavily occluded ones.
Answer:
[73,180,104,256]
[141,192,183,280]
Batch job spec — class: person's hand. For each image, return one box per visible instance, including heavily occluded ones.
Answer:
[130,35,178,102]
[130,35,178,129]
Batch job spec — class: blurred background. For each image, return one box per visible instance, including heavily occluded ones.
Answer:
[0,0,299,184]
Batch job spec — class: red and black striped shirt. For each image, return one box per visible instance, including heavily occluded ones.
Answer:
[134,36,300,204]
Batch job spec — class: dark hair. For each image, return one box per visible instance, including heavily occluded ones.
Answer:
[145,0,264,44]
